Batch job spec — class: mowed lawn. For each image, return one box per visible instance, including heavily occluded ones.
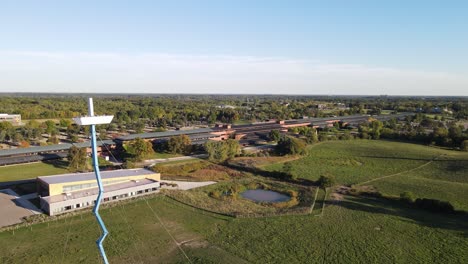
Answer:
[0,195,467,263]
[0,161,69,182]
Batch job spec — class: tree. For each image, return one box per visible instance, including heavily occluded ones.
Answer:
[19,140,30,148]
[269,130,281,142]
[276,136,307,155]
[461,140,468,151]
[400,191,415,203]
[369,120,383,139]
[44,120,57,135]
[318,174,336,189]
[59,118,72,128]
[67,146,90,172]
[304,128,318,143]
[0,122,14,142]
[126,137,155,161]
[205,141,228,162]
[167,135,192,154]
[225,139,241,158]
[282,162,297,180]
[47,135,60,144]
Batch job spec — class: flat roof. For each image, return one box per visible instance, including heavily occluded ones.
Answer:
[0,140,115,157]
[0,144,72,157]
[38,168,156,185]
[115,128,213,141]
[43,178,159,203]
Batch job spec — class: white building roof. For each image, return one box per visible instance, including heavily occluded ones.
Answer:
[37,168,156,185]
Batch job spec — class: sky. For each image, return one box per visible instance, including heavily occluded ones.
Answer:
[0,0,467,95]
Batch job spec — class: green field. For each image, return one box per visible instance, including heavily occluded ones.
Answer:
[264,140,468,209]
[265,140,463,185]
[0,194,466,263]
[0,161,69,182]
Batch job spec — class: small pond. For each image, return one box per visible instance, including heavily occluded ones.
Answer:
[241,189,290,203]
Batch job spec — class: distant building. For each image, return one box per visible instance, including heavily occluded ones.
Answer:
[0,114,21,125]
[37,168,161,215]
[216,104,236,109]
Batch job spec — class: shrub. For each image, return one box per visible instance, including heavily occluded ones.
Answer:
[318,174,336,188]
[209,190,222,199]
[400,191,415,203]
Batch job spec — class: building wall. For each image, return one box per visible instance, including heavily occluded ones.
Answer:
[40,172,161,196]
[41,181,160,215]
[0,114,21,125]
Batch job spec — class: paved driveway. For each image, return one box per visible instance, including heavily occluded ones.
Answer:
[0,190,36,228]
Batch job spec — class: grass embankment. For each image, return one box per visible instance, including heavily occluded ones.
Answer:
[164,177,315,217]
[154,159,243,181]
[0,160,69,182]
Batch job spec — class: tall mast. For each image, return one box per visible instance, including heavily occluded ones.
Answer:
[73,98,113,264]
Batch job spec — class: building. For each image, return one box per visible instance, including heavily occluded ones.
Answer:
[0,114,21,125]
[37,168,161,216]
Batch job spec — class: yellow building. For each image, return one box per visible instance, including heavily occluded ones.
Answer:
[37,168,160,215]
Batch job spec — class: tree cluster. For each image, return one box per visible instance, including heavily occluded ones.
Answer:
[166,135,192,155]
[275,136,307,156]
[204,139,240,162]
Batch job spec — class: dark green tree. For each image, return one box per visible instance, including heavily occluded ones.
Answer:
[126,138,155,161]
[167,134,192,154]
[67,146,90,172]
[318,174,336,189]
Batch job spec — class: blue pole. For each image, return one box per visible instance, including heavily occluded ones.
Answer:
[90,123,109,264]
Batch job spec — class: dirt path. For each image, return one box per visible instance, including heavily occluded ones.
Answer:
[357,154,445,186]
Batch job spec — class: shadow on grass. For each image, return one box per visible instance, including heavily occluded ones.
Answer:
[334,195,468,237]
[43,159,69,169]
[224,161,317,187]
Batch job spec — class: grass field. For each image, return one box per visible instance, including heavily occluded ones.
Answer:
[0,161,69,182]
[264,140,462,185]
[0,140,467,263]
[0,194,466,263]
[264,140,468,210]
[147,152,181,159]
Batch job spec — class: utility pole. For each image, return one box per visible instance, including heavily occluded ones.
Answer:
[73,98,113,264]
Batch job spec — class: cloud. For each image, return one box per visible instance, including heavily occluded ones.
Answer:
[0,51,466,95]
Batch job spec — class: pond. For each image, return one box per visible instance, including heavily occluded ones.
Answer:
[240,189,290,203]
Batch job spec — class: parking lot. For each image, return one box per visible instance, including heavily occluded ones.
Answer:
[0,190,36,228]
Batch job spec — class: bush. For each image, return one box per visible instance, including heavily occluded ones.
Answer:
[276,136,307,156]
[318,174,336,188]
[209,190,222,199]
[400,191,415,203]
